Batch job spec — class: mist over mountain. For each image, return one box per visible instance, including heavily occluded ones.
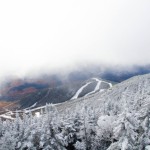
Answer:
[1,63,150,88]
[0,0,150,149]
[0,64,150,111]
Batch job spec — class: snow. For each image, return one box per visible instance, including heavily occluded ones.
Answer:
[71,82,92,99]
[97,115,115,128]
[5,111,14,115]
[99,89,105,92]
[102,80,113,88]
[92,78,101,90]
[108,82,113,88]
[85,78,101,96]
[0,114,14,120]
[102,80,112,88]
[24,105,45,113]
[24,102,37,110]
[35,112,40,117]
[85,78,112,97]
[24,101,66,113]
[29,102,37,108]
[121,138,128,150]
[146,146,150,150]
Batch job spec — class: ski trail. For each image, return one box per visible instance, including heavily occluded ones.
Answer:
[92,78,102,91]
[108,82,112,88]
[0,114,14,120]
[24,102,37,111]
[71,82,92,99]
[85,78,112,97]
[85,78,101,97]
[102,81,112,88]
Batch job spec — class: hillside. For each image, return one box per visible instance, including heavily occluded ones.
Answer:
[0,77,113,110]
[0,74,150,149]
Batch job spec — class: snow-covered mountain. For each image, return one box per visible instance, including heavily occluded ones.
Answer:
[0,74,150,149]
[0,77,113,111]
[17,73,149,115]
[71,78,112,99]
[48,73,149,118]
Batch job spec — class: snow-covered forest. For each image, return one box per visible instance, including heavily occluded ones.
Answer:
[0,102,149,150]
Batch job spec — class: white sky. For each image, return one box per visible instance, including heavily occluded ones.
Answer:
[0,0,150,79]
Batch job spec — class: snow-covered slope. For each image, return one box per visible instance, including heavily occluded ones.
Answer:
[71,82,92,99]
[55,74,150,149]
[57,74,150,114]
[71,78,112,99]
[84,78,101,97]
[2,74,150,120]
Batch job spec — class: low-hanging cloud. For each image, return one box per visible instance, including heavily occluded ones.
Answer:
[0,0,150,79]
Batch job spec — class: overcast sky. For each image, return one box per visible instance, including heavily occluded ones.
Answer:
[0,0,150,79]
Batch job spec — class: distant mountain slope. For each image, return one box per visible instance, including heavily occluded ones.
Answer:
[1,77,111,109]
[0,76,62,101]
[19,78,113,109]
[71,78,112,99]
[0,77,113,111]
